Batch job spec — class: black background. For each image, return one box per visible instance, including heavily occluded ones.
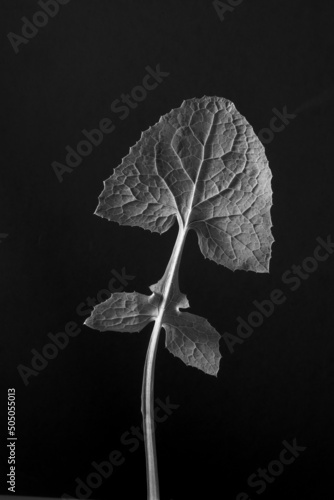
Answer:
[1,0,334,499]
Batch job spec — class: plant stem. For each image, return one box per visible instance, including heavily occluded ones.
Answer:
[141,314,163,500]
[141,219,188,500]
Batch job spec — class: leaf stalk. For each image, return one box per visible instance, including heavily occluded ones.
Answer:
[141,218,188,500]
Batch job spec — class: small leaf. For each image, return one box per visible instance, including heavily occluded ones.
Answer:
[158,280,221,376]
[163,311,221,377]
[84,292,161,332]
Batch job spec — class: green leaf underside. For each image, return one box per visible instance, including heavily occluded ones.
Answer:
[85,96,274,376]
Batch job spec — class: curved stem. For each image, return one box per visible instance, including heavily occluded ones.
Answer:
[141,220,188,500]
[141,314,163,500]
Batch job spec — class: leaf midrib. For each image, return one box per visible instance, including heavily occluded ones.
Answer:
[182,108,218,229]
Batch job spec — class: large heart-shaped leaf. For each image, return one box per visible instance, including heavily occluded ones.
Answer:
[95,96,273,272]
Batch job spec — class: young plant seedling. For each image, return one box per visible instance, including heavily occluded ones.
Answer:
[85,96,274,499]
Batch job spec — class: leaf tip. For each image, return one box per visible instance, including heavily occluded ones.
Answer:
[83,317,93,329]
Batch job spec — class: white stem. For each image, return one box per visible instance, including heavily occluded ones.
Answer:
[141,220,188,500]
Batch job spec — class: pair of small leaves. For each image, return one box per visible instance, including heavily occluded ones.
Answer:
[85,281,222,376]
[85,96,274,377]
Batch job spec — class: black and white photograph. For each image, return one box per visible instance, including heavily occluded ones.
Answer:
[1,1,334,499]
